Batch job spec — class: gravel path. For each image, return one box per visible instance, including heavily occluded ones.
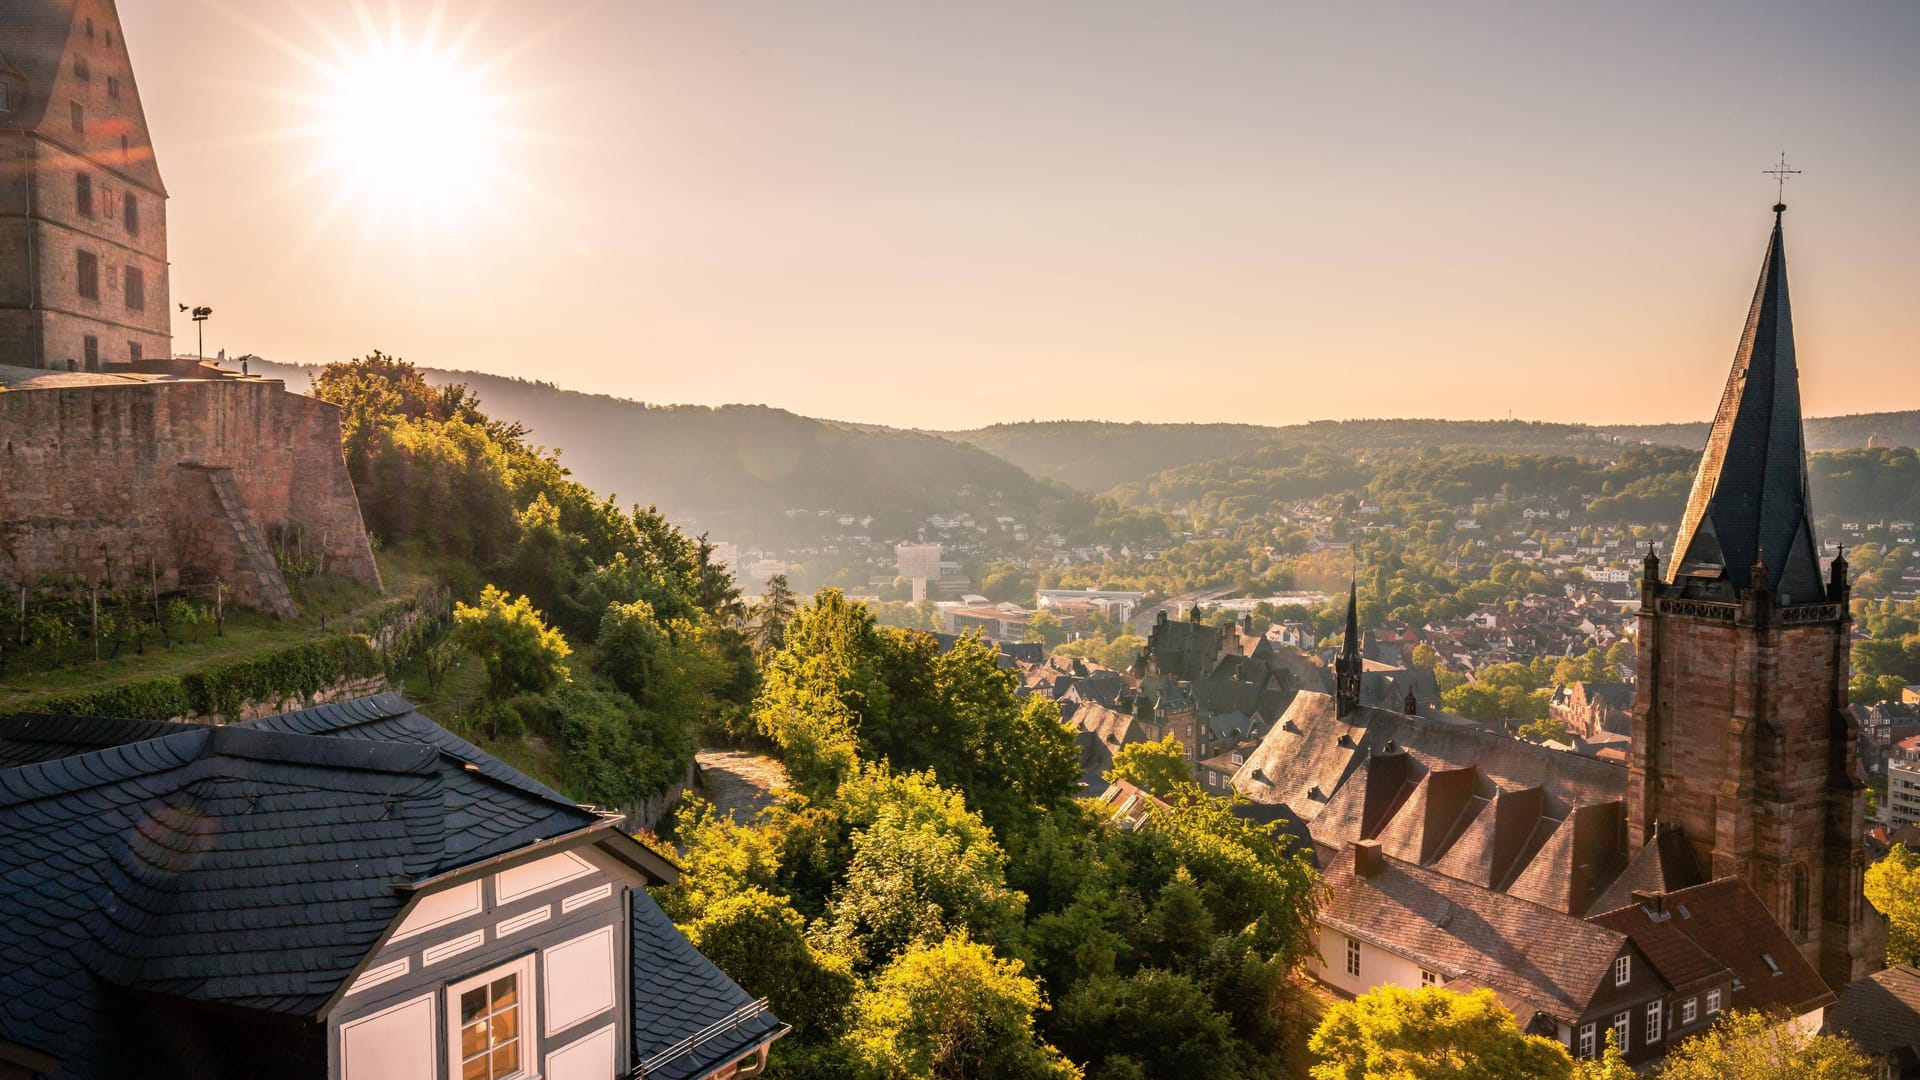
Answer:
[695,748,790,823]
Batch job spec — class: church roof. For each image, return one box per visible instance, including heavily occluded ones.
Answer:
[1668,207,1824,603]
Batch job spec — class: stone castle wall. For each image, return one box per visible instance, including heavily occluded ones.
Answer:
[0,376,380,610]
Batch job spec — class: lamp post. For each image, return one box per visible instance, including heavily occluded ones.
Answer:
[178,304,213,362]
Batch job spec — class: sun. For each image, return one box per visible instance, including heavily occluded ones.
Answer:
[228,1,542,242]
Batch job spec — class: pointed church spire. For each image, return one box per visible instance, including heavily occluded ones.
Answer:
[1335,579,1363,717]
[1667,205,1824,603]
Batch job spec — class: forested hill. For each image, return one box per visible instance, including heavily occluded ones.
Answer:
[1600,411,1920,453]
[253,359,1083,546]
[946,413,1920,494]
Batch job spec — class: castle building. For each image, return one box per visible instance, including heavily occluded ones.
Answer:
[1630,201,1877,990]
[0,0,169,371]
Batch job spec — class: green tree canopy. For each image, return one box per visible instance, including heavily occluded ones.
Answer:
[1867,842,1920,966]
[847,933,1080,1080]
[451,585,572,699]
[1103,734,1192,798]
[1657,1009,1874,1080]
[1309,986,1573,1080]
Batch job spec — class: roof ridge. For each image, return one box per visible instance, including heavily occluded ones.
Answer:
[0,725,210,807]
[207,725,439,775]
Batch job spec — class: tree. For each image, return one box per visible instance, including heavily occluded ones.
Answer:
[595,598,666,700]
[1866,842,1920,965]
[681,887,856,1043]
[1657,1009,1874,1080]
[1517,716,1570,744]
[1571,1032,1633,1080]
[1024,611,1069,651]
[1308,986,1573,1080]
[451,585,572,699]
[846,933,1080,1080]
[1050,969,1247,1079]
[751,573,799,655]
[1104,735,1193,798]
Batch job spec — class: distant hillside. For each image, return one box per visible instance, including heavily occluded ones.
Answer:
[945,419,1616,493]
[948,414,1920,494]
[254,360,1081,548]
[1600,411,1920,452]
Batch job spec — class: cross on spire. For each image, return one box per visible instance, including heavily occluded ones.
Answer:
[1764,151,1801,209]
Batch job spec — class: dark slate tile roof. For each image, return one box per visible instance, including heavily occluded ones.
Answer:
[1668,211,1825,604]
[0,713,206,768]
[1828,963,1920,1059]
[629,887,785,1079]
[0,694,601,1078]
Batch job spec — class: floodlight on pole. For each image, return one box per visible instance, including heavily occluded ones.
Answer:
[179,304,213,362]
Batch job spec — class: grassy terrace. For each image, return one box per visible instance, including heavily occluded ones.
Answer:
[0,551,431,712]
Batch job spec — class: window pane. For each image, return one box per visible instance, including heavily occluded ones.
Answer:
[491,974,517,1011]
[491,1043,519,1075]
[460,1019,489,1058]
[461,986,488,1024]
[491,1006,517,1043]
[460,1052,488,1080]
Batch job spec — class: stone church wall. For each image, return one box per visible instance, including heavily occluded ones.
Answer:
[0,376,380,610]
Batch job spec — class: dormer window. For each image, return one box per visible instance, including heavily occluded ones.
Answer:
[1613,955,1630,986]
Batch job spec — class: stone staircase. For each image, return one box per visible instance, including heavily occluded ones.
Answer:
[184,464,299,619]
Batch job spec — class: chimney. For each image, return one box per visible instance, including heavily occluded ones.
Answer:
[1352,839,1385,878]
[1631,889,1669,918]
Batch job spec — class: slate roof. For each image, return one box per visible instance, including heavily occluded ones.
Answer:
[1319,844,1632,1027]
[629,887,786,1079]
[1668,208,1825,603]
[0,713,204,768]
[1828,963,1920,1063]
[0,695,610,1077]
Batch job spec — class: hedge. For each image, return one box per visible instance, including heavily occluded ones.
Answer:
[8,634,383,720]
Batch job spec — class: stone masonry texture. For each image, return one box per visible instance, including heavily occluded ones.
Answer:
[0,376,380,611]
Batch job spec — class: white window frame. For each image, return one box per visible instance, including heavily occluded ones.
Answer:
[1345,936,1361,977]
[1421,969,1438,987]
[1577,1022,1595,1059]
[1682,996,1698,1025]
[1646,999,1663,1043]
[1706,987,1722,1014]
[1612,1010,1631,1054]
[445,954,539,1080]
[1613,955,1630,986]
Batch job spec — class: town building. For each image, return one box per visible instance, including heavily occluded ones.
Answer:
[0,695,785,1080]
[0,0,171,371]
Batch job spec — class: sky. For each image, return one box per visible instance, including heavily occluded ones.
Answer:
[128,1,1920,431]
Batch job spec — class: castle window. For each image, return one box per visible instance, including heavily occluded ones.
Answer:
[107,76,119,100]
[120,135,129,162]
[1791,865,1810,937]
[75,173,92,217]
[128,340,141,363]
[86,17,94,41]
[82,335,97,371]
[71,101,83,134]
[123,266,144,311]
[76,250,98,299]
[1613,955,1630,986]
[124,194,138,235]
[74,55,89,82]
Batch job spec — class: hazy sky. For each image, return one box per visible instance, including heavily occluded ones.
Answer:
[129,1,1919,430]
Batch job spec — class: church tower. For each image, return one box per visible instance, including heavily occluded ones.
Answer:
[1629,202,1880,990]
[1335,580,1362,718]
[0,0,170,371]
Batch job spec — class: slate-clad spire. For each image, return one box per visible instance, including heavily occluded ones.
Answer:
[1668,206,1825,604]
[1336,579,1362,717]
